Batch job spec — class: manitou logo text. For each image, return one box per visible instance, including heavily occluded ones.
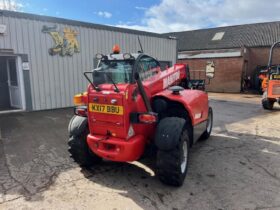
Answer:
[163,71,180,89]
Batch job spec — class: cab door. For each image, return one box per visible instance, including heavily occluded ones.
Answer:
[7,58,21,109]
[137,56,162,95]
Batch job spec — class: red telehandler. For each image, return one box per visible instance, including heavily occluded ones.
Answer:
[68,44,214,186]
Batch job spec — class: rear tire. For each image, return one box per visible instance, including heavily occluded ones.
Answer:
[68,129,102,167]
[200,107,213,140]
[262,98,274,110]
[156,117,190,187]
[262,91,274,110]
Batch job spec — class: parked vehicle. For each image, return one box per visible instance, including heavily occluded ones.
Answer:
[261,42,280,109]
[68,44,214,186]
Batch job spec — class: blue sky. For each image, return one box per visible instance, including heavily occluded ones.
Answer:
[1,0,280,33]
[14,0,160,27]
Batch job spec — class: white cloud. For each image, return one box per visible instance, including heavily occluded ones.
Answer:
[117,0,280,33]
[0,0,23,11]
[97,11,112,18]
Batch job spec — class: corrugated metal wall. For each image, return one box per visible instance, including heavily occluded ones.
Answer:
[0,14,177,110]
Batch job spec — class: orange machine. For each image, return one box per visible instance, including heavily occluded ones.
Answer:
[261,42,280,109]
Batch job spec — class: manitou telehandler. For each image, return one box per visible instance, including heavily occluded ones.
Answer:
[68,44,214,186]
[261,41,280,109]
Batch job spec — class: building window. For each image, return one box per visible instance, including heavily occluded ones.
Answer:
[212,32,225,41]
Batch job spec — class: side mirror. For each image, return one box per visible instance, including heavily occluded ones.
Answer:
[206,61,215,79]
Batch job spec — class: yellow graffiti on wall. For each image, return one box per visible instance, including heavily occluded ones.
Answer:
[42,25,80,56]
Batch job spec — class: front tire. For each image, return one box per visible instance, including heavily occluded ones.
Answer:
[156,117,190,186]
[262,99,274,110]
[68,129,102,167]
[262,91,274,110]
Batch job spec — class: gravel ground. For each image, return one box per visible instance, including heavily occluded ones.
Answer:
[0,93,280,210]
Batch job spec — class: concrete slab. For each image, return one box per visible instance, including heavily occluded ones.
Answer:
[0,94,280,210]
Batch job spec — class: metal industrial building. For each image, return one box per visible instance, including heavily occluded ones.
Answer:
[0,10,177,112]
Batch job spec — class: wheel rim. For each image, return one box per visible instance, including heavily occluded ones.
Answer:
[181,141,188,173]
[206,110,212,133]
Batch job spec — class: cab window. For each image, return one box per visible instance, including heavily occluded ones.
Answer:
[137,56,160,81]
[94,60,134,85]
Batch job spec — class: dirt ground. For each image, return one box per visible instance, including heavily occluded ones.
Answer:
[0,93,280,210]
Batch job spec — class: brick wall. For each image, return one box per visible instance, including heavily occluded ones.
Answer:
[178,47,280,93]
[179,57,244,92]
[243,47,280,89]
[248,47,280,75]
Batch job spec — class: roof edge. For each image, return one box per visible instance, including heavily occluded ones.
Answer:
[163,20,280,35]
[179,46,243,52]
[178,44,274,52]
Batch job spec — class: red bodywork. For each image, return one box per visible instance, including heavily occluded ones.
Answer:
[84,64,209,162]
[154,89,209,125]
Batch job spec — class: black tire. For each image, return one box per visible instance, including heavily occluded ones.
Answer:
[200,107,213,140]
[262,91,274,110]
[68,129,102,167]
[156,117,190,187]
[262,98,274,110]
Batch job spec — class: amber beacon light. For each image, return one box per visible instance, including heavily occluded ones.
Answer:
[112,44,120,54]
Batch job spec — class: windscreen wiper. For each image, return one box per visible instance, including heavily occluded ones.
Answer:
[103,70,120,92]
[83,71,100,91]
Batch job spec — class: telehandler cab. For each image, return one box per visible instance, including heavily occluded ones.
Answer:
[261,41,280,109]
[68,45,214,186]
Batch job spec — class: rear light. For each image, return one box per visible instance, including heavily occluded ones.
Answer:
[138,113,158,124]
[74,106,87,117]
[73,92,87,106]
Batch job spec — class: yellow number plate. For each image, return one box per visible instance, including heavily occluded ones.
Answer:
[272,75,280,80]
[89,103,124,115]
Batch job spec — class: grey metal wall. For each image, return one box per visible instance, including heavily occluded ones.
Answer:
[0,13,177,110]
